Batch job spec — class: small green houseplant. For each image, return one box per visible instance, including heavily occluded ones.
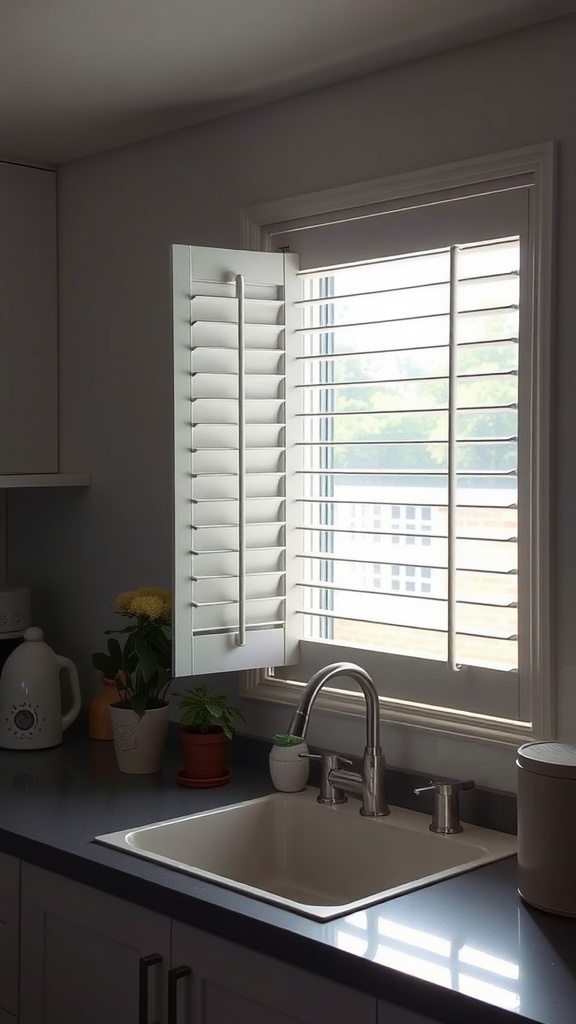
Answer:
[177,685,244,785]
[178,685,244,739]
[92,587,172,720]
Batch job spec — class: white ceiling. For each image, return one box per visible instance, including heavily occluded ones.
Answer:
[2,0,575,165]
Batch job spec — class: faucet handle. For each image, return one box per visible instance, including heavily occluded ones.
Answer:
[299,751,352,804]
[414,779,474,795]
[414,779,475,834]
[299,751,352,766]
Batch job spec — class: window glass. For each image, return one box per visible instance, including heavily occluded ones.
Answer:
[296,239,519,672]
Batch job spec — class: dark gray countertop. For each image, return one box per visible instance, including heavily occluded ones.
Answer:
[0,733,573,1024]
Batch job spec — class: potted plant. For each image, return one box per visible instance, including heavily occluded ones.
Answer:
[91,586,172,773]
[177,685,244,787]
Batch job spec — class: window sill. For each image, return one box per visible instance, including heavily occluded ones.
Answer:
[241,670,536,748]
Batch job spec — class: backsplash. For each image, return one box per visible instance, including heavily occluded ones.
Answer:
[223,732,517,836]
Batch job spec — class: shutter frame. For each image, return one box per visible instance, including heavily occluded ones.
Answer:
[172,244,299,677]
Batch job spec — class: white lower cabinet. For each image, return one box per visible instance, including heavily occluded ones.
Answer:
[18,863,440,1024]
[0,853,20,1021]
[171,920,375,1024]
[20,863,171,1024]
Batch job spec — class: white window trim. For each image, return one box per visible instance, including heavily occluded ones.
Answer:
[239,143,555,746]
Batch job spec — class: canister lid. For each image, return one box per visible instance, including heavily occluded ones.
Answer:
[517,742,576,778]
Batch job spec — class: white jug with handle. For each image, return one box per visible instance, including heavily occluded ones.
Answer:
[0,626,81,749]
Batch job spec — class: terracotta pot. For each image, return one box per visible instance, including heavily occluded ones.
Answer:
[109,700,170,774]
[180,728,228,781]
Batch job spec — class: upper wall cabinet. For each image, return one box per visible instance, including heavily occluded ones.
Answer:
[0,161,58,475]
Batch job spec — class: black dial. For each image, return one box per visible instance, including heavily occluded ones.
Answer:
[13,708,36,732]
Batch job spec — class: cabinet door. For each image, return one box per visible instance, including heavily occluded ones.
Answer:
[0,853,19,1017]
[20,863,171,1024]
[171,921,376,1024]
[0,161,58,473]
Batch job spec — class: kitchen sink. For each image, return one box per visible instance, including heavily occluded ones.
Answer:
[95,788,516,920]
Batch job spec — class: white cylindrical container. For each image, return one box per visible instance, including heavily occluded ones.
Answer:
[269,739,309,792]
[517,741,576,916]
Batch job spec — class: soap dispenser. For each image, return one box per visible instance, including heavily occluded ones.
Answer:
[0,627,81,749]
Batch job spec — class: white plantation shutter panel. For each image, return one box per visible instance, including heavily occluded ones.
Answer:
[172,245,299,676]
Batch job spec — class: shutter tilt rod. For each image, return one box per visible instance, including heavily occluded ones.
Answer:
[235,273,247,647]
[448,246,460,672]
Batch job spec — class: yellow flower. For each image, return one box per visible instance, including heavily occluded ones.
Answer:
[94,585,172,717]
[114,590,134,613]
[114,586,172,621]
[129,594,166,620]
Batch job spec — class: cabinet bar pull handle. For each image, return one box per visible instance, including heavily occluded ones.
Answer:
[138,953,162,1024]
[168,964,192,1024]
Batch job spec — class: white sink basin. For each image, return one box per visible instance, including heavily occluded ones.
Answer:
[95,788,516,920]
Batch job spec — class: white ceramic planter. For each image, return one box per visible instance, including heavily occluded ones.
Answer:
[109,701,170,774]
[269,741,310,792]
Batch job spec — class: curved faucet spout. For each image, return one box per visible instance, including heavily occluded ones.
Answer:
[288,662,380,750]
[287,661,389,817]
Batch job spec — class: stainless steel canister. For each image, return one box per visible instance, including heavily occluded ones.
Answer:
[517,741,576,916]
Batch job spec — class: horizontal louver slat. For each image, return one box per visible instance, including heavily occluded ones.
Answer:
[192,422,284,448]
[193,599,284,632]
[299,605,517,643]
[192,475,283,500]
[300,579,516,609]
[192,373,284,400]
[192,498,284,528]
[192,447,283,475]
[192,522,284,550]
[193,572,285,605]
[192,398,284,424]
[193,349,284,377]
[192,322,284,349]
[191,295,283,325]
[296,304,517,334]
[192,547,284,578]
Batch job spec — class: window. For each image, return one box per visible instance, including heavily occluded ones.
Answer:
[391,564,432,596]
[296,237,520,672]
[173,144,553,742]
[391,506,432,546]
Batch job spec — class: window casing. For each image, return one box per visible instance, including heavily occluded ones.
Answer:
[173,144,554,743]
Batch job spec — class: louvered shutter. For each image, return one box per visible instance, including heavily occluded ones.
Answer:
[172,245,299,676]
[292,240,521,683]
[266,184,533,721]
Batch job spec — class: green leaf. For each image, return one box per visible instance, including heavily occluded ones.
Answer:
[177,685,244,736]
[107,637,123,664]
[206,704,223,719]
[91,653,115,675]
[133,637,158,684]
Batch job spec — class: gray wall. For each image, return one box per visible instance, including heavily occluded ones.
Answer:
[8,14,576,791]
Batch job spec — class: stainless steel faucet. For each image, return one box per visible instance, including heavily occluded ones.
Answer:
[287,661,389,817]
